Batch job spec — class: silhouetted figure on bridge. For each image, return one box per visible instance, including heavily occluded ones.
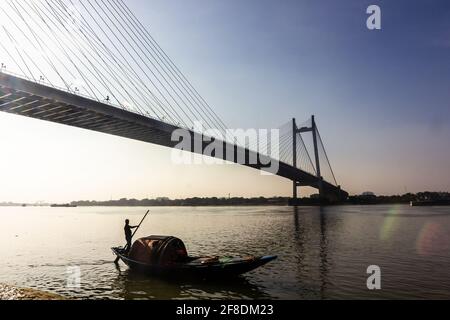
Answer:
[124,219,138,251]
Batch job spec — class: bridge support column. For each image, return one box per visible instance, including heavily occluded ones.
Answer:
[289,115,346,205]
[291,118,303,203]
[292,118,298,201]
[293,182,298,200]
[311,116,323,198]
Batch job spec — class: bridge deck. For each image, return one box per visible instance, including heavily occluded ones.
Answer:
[0,73,347,200]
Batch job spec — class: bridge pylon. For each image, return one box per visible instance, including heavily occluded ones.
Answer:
[291,115,324,204]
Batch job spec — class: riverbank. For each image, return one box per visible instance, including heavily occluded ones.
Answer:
[0,284,65,300]
[2,192,450,207]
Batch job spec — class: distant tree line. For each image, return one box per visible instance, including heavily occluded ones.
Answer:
[70,192,450,206]
[346,192,450,205]
[70,197,291,207]
[1,192,449,207]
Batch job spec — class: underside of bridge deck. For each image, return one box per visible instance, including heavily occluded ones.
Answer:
[0,73,348,201]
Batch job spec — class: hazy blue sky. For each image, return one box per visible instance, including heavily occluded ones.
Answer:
[0,0,449,202]
[128,0,450,192]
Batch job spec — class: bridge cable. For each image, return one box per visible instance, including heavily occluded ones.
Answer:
[52,0,171,121]
[115,0,230,135]
[316,126,338,186]
[29,0,135,112]
[12,0,102,100]
[42,0,148,115]
[84,0,194,129]
[104,0,227,136]
[1,1,72,90]
[70,0,187,126]
[3,0,86,94]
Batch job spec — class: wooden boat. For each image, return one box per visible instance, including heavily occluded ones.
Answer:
[112,235,277,278]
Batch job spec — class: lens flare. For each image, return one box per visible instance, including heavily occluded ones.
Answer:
[380,206,401,241]
[416,222,449,256]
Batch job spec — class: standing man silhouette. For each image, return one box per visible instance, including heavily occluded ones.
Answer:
[124,219,138,251]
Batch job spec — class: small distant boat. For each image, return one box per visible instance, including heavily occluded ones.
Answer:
[50,203,77,208]
[112,235,277,278]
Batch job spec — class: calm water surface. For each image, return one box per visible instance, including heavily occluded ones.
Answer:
[0,205,449,299]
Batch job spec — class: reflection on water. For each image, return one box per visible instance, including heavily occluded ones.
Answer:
[291,207,335,299]
[111,266,269,300]
[319,207,329,299]
[0,205,449,299]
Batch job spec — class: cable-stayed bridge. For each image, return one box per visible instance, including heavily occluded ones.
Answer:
[0,0,348,202]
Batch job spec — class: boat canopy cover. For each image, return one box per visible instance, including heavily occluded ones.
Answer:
[129,235,188,266]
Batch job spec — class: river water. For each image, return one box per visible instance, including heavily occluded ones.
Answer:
[0,205,449,299]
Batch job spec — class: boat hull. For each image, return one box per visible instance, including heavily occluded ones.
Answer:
[112,247,276,278]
